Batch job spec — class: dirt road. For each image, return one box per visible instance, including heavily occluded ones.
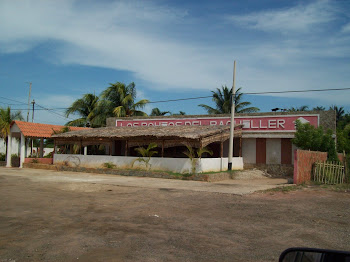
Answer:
[0,168,349,261]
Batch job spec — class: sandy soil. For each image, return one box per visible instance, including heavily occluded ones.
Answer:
[0,169,349,262]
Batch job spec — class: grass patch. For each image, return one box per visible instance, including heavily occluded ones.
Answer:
[316,183,350,192]
[200,170,237,175]
[103,162,116,169]
[264,182,350,194]
[263,184,304,193]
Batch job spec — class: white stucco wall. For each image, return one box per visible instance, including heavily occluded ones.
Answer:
[199,157,243,171]
[0,138,54,157]
[266,138,281,164]
[54,154,244,173]
[0,138,20,155]
[242,138,256,164]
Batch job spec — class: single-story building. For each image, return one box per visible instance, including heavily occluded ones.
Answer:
[6,121,88,168]
[52,124,244,173]
[52,110,335,175]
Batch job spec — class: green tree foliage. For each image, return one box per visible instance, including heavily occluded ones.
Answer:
[337,113,350,130]
[292,120,338,161]
[330,105,345,125]
[312,106,326,111]
[198,86,259,114]
[0,106,23,161]
[288,105,309,112]
[336,124,350,154]
[172,111,186,115]
[100,82,149,117]
[150,108,170,116]
[65,93,102,127]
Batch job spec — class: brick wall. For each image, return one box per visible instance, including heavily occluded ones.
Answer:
[24,158,53,165]
[293,149,327,184]
[337,153,345,163]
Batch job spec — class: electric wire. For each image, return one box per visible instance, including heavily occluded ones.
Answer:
[1,87,350,111]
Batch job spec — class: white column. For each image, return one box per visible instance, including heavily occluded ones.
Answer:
[84,146,87,155]
[6,132,12,167]
[20,133,25,168]
[39,138,44,158]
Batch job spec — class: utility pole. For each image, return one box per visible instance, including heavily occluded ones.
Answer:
[30,99,35,156]
[31,99,35,122]
[228,61,236,171]
[26,82,32,122]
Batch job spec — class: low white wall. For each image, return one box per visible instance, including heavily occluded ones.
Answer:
[54,154,244,173]
[0,138,53,156]
[199,157,243,172]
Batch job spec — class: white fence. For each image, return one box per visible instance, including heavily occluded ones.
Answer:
[54,154,244,173]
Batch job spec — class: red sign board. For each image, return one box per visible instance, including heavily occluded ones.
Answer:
[116,115,319,132]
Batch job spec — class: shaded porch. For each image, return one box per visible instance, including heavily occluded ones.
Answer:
[52,125,243,172]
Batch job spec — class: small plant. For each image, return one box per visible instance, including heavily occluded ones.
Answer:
[183,145,213,174]
[44,152,53,158]
[31,158,39,163]
[0,153,5,161]
[133,143,158,170]
[103,162,116,169]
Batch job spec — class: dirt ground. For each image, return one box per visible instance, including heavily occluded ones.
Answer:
[0,168,349,262]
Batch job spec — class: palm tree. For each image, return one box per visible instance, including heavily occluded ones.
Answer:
[172,111,186,115]
[65,93,102,127]
[288,105,309,112]
[198,86,259,114]
[330,105,345,124]
[312,106,326,111]
[133,142,158,170]
[100,82,149,117]
[150,108,170,116]
[183,145,213,174]
[0,106,23,161]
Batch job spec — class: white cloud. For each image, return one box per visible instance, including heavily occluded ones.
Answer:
[228,0,336,34]
[0,0,227,91]
[0,0,349,112]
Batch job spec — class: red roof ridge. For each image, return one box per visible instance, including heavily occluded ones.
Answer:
[11,120,90,138]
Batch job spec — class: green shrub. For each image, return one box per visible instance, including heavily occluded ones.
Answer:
[103,162,116,169]
[44,152,53,158]
[0,153,5,161]
[345,155,350,183]
[292,120,338,161]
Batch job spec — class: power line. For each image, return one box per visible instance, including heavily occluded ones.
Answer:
[0,96,27,105]
[1,87,350,111]
[35,103,75,121]
[245,87,350,95]
[149,87,350,103]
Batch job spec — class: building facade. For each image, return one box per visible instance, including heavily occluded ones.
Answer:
[106,110,336,174]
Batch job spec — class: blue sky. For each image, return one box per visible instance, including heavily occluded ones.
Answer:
[0,0,349,125]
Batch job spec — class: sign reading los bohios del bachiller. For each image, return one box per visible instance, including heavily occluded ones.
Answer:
[116,115,319,132]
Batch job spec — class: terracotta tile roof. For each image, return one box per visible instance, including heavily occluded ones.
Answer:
[11,121,89,138]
